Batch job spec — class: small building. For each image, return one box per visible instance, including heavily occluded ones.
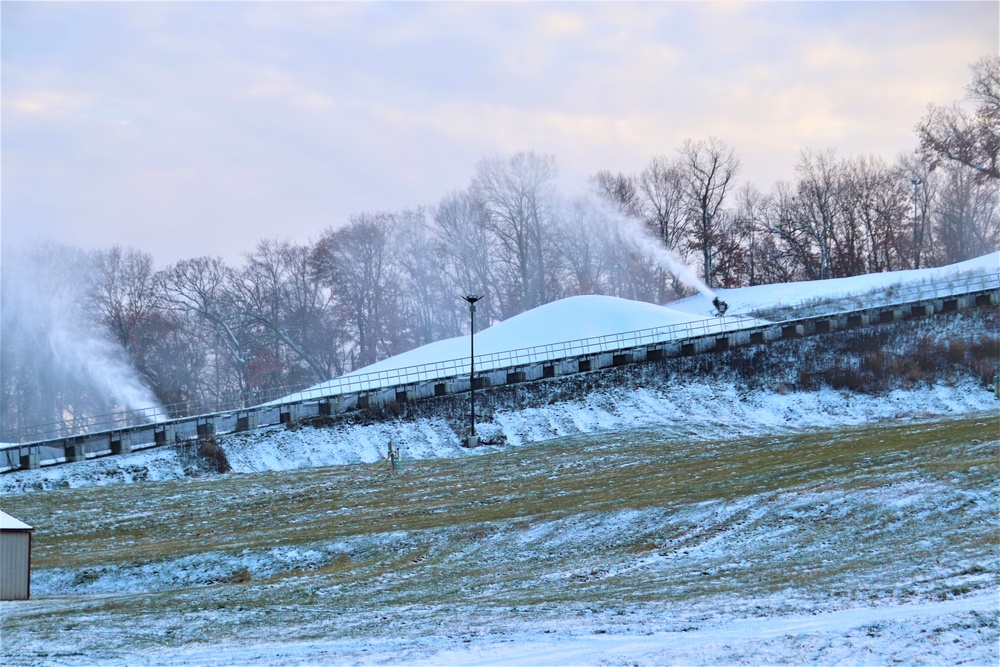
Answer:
[0,510,33,600]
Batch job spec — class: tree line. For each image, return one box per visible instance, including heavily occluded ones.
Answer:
[2,56,997,436]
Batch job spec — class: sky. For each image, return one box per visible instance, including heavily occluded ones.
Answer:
[2,1,997,266]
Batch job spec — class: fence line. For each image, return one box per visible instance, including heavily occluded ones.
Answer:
[3,270,997,446]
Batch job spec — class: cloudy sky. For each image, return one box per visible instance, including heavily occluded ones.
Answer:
[2,1,997,265]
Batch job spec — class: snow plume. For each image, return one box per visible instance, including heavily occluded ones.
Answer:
[612,214,717,301]
[567,194,717,302]
[1,243,165,438]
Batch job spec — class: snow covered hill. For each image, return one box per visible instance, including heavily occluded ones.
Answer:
[276,252,998,404]
[313,294,716,379]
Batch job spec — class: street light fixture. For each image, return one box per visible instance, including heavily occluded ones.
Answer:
[462,295,482,447]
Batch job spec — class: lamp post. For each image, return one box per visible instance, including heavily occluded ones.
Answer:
[911,176,925,269]
[462,295,482,447]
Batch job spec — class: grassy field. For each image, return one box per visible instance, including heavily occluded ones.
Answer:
[1,412,997,664]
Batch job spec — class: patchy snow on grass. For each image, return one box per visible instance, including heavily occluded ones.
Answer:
[80,591,994,667]
[399,593,998,667]
[3,254,997,667]
[4,412,997,667]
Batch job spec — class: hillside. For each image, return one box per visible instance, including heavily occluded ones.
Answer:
[3,297,996,495]
[1,257,997,666]
[1,412,996,665]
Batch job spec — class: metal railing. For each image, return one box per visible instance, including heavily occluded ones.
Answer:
[272,313,767,403]
[2,268,997,447]
[746,269,1000,321]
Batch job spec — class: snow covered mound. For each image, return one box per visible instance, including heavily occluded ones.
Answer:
[287,295,718,401]
[283,252,997,404]
[672,252,999,318]
[374,295,707,365]
[473,294,710,345]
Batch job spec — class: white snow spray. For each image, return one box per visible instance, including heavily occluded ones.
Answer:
[577,194,718,302]
[613,217,717,301]
[1,243,167,433]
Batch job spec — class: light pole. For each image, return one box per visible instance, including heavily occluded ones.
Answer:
[911,176,925,269]
[462,295,482,447]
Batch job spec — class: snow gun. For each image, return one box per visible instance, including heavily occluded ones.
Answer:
[712,297,728,316]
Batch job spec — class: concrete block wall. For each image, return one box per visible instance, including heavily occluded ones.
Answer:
[197,421,216,439]
[154,426,176,446]
[846,313,870,328]
[612,352,633,366]
[236,411,260,432]
[280,404,302,424]
[110,433,132,456]
[20,448,39,470]
[63,438,86,463]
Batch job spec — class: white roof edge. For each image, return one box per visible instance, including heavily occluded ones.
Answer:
[0,509,33,530]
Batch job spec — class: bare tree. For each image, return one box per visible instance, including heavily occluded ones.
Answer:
[434,189,498,331]
[836,154,910,275]
[473,152,558,316]
[590,170,641,218]
[276,242,348,379]
[592,157,698,299]
[156,256,253,403]
[917,55,1000,181]
[722,183,772,286]
[311,213,401,369]
[636,155,691,297]
[934,161,1000,263]
[896,153,937,269]
[3,243,167,436]
[137,309,207,411]
[393,207,456,346]
[158,257,244,365]
[680,138,741,287]
[551,196,622,297]
[90,246,158,352]
[234,239,332,383]
[773,149,841,280]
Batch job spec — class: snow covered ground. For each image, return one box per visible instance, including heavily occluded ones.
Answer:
[81,591,995,667]
[673,251,999,318]
[3,414,997,666]
[1,253,998,666]
[272,295,761,402]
